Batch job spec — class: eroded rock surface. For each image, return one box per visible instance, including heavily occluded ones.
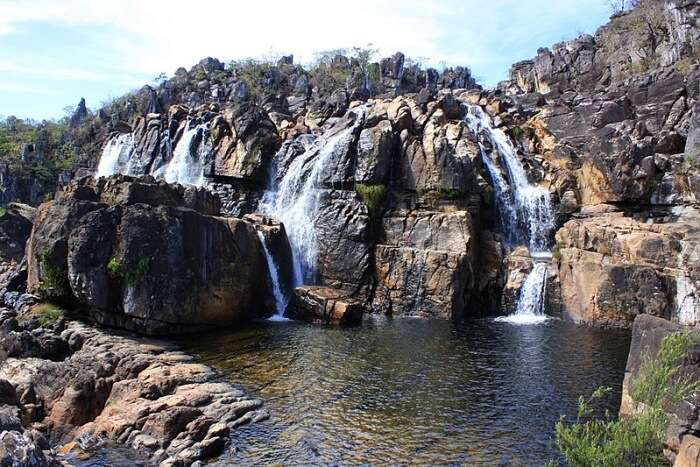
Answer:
[0,315,268,466]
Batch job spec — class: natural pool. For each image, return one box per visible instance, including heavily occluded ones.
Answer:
[179,317,631,465]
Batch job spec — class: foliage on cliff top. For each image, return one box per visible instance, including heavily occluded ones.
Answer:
[0,115,77,182]
[552,330,700,467]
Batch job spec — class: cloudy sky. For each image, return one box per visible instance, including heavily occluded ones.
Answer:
[0,0,611,120]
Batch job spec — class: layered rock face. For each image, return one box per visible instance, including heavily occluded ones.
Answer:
[263,94,498,319]
[25,175,277,334]
[555,208,700,327]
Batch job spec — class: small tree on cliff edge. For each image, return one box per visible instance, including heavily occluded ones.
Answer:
[606,0,629,15]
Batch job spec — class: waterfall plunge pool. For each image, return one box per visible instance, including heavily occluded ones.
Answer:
[179,316,630,465]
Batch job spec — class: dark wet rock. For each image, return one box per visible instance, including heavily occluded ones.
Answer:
[0,203,36,263]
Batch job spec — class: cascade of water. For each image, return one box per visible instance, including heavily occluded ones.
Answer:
[161,123,209,187]
[260,108,365,285]
[465,105,554,323]
[476,143,518,243]
[464,105,554,253]
[96,133,135,178]
[496,262,550,324]
[256,231,289,321]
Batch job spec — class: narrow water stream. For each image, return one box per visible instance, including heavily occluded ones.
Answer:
[179,317,630,465]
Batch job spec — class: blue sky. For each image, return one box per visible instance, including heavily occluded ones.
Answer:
[0,0,611,121]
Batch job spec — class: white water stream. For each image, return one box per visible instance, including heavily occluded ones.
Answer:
[465,105,554,324]
[256,231,289,321]
[95,122,209,187]
[260,108,365,286]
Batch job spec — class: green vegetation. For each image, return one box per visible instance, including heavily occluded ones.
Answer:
[31,302,64,326]
[552,242,563,261]
[124,257,151,287]
[193,66,207,82]
[438,187,464,200]
[0,115,77,185]
[552,330,700,466]
[38,250,67,297]
[106,255,151,287]
[308,45,380,92]
[107,256,121,279]
[227,58,275,101]
[356,183,387,219]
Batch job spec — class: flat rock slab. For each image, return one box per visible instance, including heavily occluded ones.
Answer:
[288,286,364,325]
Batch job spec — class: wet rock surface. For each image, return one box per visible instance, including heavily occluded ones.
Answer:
[288,285,364,325]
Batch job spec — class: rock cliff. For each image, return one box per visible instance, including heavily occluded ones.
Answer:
[26,175,278,334]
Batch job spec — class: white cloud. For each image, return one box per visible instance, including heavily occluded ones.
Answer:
[0,0,611,87]
[0,62,105,81]
[0,80,56,95]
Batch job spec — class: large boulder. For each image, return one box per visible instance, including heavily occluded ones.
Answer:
[371,209,475,318]
[213,104,281,183]
[0,203,36,262]
[288,286,363,325]
[26,176,276,335]
[620,315,700,465]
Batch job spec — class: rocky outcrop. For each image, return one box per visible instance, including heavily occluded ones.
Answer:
[620,314,700,465]
[554,207,700,326]
[372,209,477,318]
[26,176,277,334]
[0,313,268,465]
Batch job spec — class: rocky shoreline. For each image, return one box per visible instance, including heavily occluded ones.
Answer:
[0,306,268,466]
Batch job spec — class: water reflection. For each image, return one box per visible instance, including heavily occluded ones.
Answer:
[179,317,630,465]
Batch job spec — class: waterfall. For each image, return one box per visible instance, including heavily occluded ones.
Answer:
[476,143,518,244]
[256,231,289,321]
[260,107,365,285]
[465,105,554,324]
[95,122,209,187]
[161,123,209,187]
[464,105,554,253]
[96,133,135,178]
[496,262,549,324]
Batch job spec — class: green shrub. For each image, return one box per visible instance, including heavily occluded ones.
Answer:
[356,183,387,219]
[39,251,66,297]
[552,331,700,466]
[107,256,121,279]
[552,242,563,261]
[31,302,64,326]
[193,67,207,81]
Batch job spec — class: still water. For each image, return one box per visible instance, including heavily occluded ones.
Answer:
[179,317,631,465]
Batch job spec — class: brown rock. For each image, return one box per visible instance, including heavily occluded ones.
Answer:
[288,286,363,325]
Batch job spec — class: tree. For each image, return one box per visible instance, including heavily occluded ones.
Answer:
[606,0,629,14]
[630,0,668,61]
[154,72,167,84]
